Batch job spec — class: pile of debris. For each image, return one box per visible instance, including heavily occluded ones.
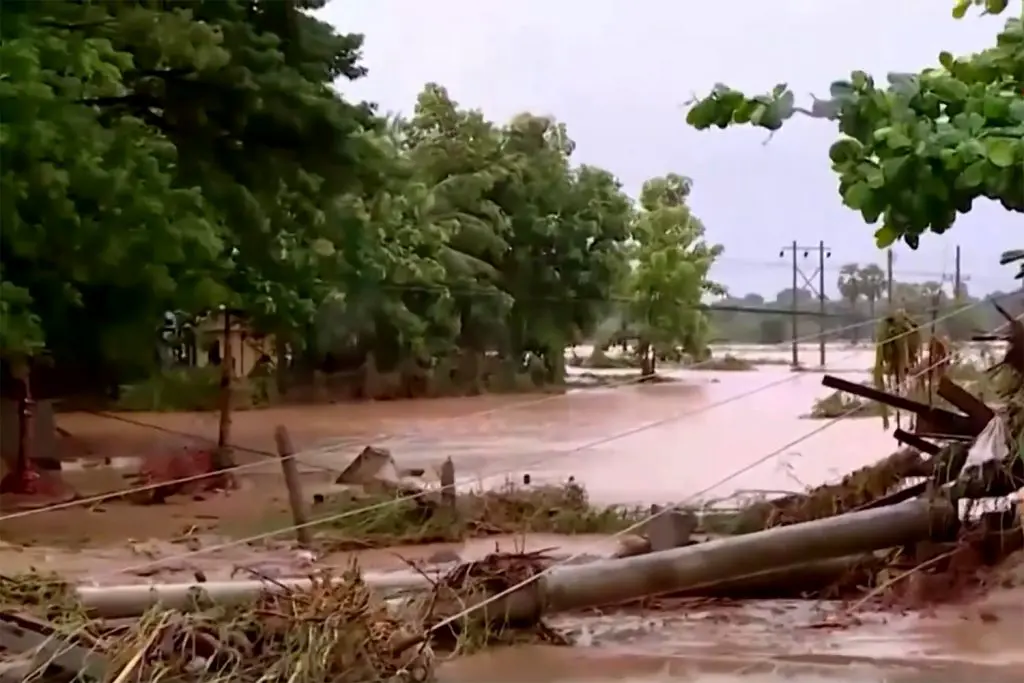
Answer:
[0,568,435,683]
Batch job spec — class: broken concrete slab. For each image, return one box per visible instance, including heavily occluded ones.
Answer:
[334,445,400,487]
[644,505,698,552]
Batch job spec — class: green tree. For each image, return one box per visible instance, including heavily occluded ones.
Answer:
[0,1,227,380]
[313,85,636,384]
[625,174,724,376]
[496,113,634,379]
[858,264,887,319]
[685,0,1023,250]
[837,264,863,341]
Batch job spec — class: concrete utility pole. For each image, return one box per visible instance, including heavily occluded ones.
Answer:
[779,241,832,367]
[954,245,962,302]
[886,249,894,315]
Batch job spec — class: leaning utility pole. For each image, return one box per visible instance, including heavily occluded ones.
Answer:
[779,241,832,367]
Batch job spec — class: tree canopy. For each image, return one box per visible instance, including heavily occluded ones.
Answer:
[685,0,1022,250]
[0,0,721,398]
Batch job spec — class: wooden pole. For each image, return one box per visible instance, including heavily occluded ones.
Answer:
[439,456,456,514]
[274,425,311,548]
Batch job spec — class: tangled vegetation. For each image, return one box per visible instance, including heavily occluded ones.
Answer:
[0,569,442,683]
[297,481,646,549]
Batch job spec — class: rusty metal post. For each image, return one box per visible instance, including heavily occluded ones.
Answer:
[274,425,312,547]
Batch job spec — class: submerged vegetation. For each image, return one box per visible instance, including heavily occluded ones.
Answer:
[299,481,647,549]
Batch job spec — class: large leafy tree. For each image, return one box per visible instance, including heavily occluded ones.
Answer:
[1,0,703,416]
[0,1,226,384]
[625,174,724,376]
[1,0,382,381]
[685,0,1023,250]
[315,86,637,380]
[496,113,634,377]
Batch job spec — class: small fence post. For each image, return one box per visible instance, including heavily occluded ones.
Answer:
[274,425,312,547]
[440,456,456,514]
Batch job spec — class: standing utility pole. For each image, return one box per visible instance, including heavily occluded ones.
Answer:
[954,246,962,302]
[779,241,832,367]
[886,249,894,315]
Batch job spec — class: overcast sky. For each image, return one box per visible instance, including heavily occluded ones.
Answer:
[318,0,1019,298]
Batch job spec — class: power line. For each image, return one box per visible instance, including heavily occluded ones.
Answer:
[713,255,1010,285]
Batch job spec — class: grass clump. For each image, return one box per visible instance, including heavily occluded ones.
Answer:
[807,388,882,419]
[308,480,647,550]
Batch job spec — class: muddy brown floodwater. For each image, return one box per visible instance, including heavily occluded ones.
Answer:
[2,349,1022,682]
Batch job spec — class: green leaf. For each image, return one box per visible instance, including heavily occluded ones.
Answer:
[881,156,908,181]
[874,224,899,248]
[984,138,1018,168]
[958,160,987,188]
[843,181,872,210]
[685,98,718,129]
[828,138,865,164]
[311,238,336,257]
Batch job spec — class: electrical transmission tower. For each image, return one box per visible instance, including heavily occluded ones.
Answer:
[779,240,831,367]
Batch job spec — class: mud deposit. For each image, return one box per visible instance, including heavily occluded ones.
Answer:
[442,595,1024,682]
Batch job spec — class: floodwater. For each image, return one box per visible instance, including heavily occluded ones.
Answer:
[26,342,1023,681]
[295,362,897,507]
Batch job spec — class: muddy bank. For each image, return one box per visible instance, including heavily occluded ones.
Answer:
[439,645,1024,683]
[441,588,1024,682]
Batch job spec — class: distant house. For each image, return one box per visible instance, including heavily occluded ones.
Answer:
[194,312,275,378]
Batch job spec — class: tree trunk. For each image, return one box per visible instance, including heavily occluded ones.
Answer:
[0,359,39,494]
[639,342,655,377]
[214,311,237,472]
[275,337,288,397]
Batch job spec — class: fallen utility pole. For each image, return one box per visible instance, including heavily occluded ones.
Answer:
[75,573,432,619]
[519,498,957,619]
[76,499,957,621]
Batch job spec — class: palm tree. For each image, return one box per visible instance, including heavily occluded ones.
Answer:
[858,264,886,320]
[837,264,863,342]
